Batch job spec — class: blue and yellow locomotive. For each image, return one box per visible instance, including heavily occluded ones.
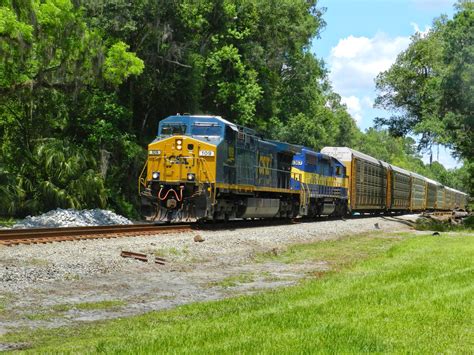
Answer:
[139,114,348,221]
[290,148,348,217]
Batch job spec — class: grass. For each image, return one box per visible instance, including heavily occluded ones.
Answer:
[28,258,50,267]
[2,232,473,353]
[0,292,14,316]
[52,300,126,312]
[25,312,58,321]
[257,233,403,271]
[22,301,126,322]
[155,246,189,257]
[0,217,15,227]
[208,272,256,288]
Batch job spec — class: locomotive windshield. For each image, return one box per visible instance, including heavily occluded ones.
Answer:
[160,123,187,136]
[191,123,223,137]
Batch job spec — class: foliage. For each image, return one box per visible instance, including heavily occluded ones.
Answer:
[104,41,144,85]
[375,1,473,162]
[0,0,143,217]
[4,139,107,216]
[3,233,473,352]
[0,0,468,218]
[415,216,473,232]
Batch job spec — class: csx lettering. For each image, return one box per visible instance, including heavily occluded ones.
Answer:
[259,155,272,176]
[167,156,188,165]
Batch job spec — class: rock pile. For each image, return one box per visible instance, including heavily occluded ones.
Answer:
[12,208,133,228]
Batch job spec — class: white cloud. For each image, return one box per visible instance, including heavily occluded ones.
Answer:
[411,22,431,37]
[341,96,362,123]
[341,95,375,124]
[327,32,413,127]
[328,33,411,96]
[362,96,373,107]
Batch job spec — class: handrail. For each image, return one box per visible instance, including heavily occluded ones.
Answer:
[138,161,148,195]
[197,157,217,205]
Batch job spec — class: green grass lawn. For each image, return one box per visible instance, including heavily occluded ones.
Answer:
[3,232,473,353]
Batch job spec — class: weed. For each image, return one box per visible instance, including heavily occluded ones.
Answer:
[25,312,58,321]
[63,273,81,281]
[155,247,189,257]
[52,300,125,312]
[0,218,16,227]
[259,271,280,282]
[208,272,256,288]
[416,216,473,232]
[29,258,50,267]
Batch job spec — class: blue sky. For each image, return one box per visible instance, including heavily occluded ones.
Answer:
[312,0,461,168]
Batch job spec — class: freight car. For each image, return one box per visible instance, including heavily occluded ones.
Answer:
[321,147,468,214]
[140,115,469,221]
[320,147,390,212]
[410,172,427,211]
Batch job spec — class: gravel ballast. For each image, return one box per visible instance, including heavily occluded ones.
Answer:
[12,208,132,229]
[0,214,419,334]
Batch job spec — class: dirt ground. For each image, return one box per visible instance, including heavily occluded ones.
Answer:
[0,215,418,337]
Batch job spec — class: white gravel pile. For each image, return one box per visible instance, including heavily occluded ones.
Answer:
[12,208,132,229]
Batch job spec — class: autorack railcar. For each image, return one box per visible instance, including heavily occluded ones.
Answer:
[320,147,390,212]
[388,165,411,211]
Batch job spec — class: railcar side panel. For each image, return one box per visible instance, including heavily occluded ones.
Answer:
[353,158,387,210]
[436,186,446,210]
[426,181,437,210]
[390,168,411,210]
[410,174,426,210]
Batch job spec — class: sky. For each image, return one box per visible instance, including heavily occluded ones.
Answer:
[312,0,461,168]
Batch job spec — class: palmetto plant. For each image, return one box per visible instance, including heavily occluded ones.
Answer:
[0,165,16,216]
[5,139,107,217]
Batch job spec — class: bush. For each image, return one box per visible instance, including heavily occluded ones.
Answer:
[415,216,473,232]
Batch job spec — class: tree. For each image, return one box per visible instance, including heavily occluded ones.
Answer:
[0,0,143,217]
[374,1,473,162]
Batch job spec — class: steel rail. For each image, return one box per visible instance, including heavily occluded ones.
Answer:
[0,224,192,246]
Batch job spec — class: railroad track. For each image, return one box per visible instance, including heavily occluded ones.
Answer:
[0,211,435,247]
[0,224,193,246]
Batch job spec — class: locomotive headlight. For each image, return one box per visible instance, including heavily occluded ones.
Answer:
[187,173,195,181]
[176,139,182,145]
[152,171,160,180]
[148,150,161,156]
[176,144,182,150]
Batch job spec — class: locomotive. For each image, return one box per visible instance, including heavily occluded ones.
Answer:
[139,114,468,221]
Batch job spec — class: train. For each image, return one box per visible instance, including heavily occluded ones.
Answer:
[139,114,469,221]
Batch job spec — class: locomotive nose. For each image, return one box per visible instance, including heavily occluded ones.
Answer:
[145,135,217,185]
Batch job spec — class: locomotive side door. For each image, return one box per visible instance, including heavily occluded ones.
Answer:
[224,125,236,184]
